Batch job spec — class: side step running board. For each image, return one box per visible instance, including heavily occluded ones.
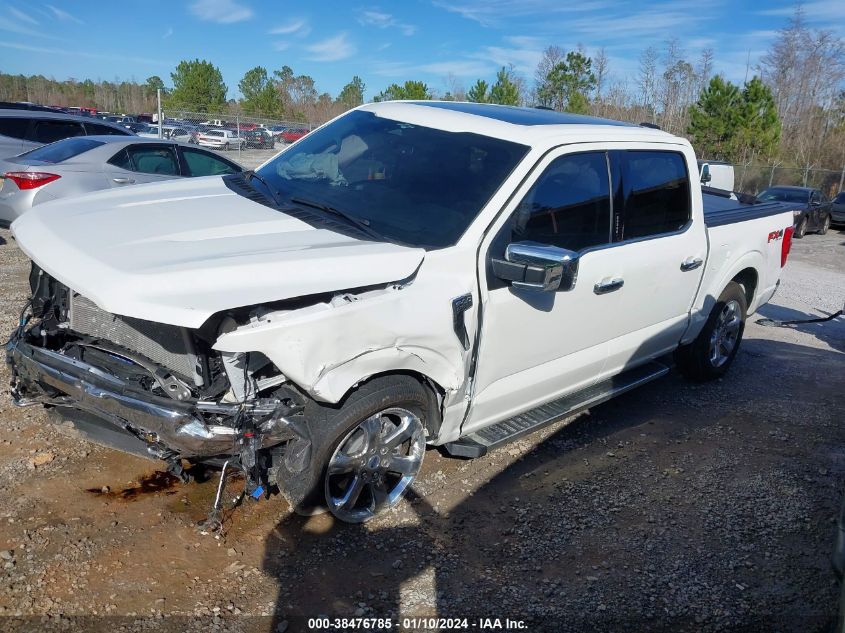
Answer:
[444,360,670,459]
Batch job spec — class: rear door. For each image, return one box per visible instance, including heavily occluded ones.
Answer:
[598,148,706,376]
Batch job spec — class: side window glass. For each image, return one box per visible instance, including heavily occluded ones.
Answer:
[126,146,180,176]
[621,151,690,240]
[0,117,30,140]
[31,120,85,144]
[107,148,132,170]
[181,148,239,176]
[810,191,820,204]
[85,122,128,136]
[512,151,611,252]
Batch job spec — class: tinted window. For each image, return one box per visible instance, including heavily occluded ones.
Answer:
[0,117,29,140]
[758,188,809,204]
[125,145,180,176]
[84,122,130,136]
[19,137,104,163]
[255,110,528,249]
[621,151,690,240]
[31,119,85,144]
[181,148,240,176]
[512,152,611,251]
[835,193,845,203]
[810,190,821,203]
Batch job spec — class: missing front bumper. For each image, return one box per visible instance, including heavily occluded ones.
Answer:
[7,338,301,459]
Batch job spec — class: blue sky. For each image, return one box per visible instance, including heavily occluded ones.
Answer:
[1,0,843,101]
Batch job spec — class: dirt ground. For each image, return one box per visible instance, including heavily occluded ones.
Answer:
[0,225,843,633]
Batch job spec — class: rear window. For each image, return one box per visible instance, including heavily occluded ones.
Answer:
[19,137,105,163]
[0,117,29,140]
[619,151,691,240]
[759,188,809,203]
[835,192,845,203]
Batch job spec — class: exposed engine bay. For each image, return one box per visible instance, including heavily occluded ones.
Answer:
[6,264,314,505]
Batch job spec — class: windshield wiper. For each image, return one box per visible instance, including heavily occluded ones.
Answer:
[244,170,281,206]
[290,196,385,241]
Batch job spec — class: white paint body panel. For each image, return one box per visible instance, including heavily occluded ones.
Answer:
[10,102,793,446]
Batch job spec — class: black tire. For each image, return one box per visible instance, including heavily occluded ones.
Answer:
[675,281,747,382]
[795,217,807,239]
[276,375,435,516]
[819,214,831,235]
[223,142,230,151]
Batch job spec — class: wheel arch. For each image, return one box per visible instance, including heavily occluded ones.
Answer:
[731,267,758,309]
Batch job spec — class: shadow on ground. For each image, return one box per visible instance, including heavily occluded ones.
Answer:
[261,338,844,633]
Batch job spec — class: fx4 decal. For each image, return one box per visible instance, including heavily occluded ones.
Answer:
[767,229,785,243]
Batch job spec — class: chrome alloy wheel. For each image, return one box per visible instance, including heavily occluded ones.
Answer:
[708,299,742,368]
[324,407,425,523]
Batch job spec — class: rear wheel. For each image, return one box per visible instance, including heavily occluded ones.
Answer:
[795,217,807,239]
[675,281,747,382]
[819,214,831,235]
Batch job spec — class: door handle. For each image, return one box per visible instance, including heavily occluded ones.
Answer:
[112,177,135,184]
[680,257,703,271]
[594,278,624,295]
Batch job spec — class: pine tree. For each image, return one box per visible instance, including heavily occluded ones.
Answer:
[687,76,742,161]
[467,79,489,103]
[489,68,520,106]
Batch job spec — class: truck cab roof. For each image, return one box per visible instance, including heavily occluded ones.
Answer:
[358,101,679,149]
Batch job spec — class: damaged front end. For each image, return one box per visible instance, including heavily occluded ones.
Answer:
[6,265,313,495]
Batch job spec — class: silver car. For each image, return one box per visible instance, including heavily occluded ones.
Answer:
[0,136,243,226]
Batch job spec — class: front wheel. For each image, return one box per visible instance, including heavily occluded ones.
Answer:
[278,375,433,522]
[675,281,747,382]
[795,217,807,239]
[819,214,831,235]
[223,142,230,151]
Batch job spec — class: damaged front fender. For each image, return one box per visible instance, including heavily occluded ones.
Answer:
[212,281,475,405]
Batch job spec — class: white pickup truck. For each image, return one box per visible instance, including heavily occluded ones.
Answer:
[7,102,795,523]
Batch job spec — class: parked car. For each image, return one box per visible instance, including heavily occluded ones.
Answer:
[268,125,288,139]
[281,127,309,143]
[6,102,794,524]
[242,129,275,149]
[831,191,845,226]
[0,109,133,159]
[0,136,242,226]
[757,185,832,237]
[123,122,150,133]
[138,125,198,144]
[197,128,245,150]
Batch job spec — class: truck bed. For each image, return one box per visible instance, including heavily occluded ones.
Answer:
[702,187,797,228]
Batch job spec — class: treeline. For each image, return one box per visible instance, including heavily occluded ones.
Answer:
[1,7,842,185]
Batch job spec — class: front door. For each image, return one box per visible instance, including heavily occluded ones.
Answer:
[465,147,621,433]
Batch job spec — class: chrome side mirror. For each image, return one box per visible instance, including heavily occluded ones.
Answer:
[491,242,579,292]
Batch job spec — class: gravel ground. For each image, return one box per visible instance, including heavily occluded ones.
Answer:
[0,225,842,633]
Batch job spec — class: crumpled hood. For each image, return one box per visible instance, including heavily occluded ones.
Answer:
[12,176,425,328]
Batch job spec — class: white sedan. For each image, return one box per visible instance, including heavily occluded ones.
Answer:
[197,129,245,151]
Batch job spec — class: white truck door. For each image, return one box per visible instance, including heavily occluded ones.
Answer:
[598,148,706,377]
[465,148,623,434]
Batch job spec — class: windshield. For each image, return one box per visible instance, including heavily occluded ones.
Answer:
[758,188,809,203]
[19,137,105,163]
[255,110,529,249]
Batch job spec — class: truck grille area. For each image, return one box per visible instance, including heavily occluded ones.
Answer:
[68,293,199,383]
